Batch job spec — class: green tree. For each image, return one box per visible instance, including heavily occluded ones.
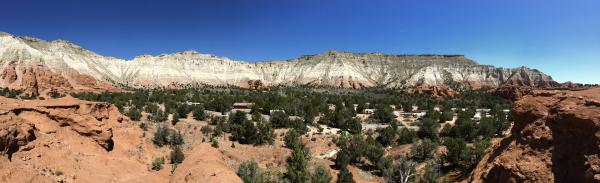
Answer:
[170,146,185,165]
[229,111,247,125]
[397,128,417,145]
[418,118,439,141]
[450,118,477,141]
[237,160,261,183]
[284,130,301,149]
[171,112,180,125]
[377,126,397,147]
[418,163,442,183]
[477,117,496,138]
[311,165,332,183]
[270,111,289,128]
[200,125,213,139]
[335,150,351,169]
[373,105,394,123]
[336,166,355,183]
[211,138,219,148]
[440,110,454,123]
[346,118,362,134]
[410,138,438,162]
[443,137,467,168]
[256,120,275,145]
[239,120,258,144]
[285,145,311,183]
[152,125,169,147]
[192,106,207,121]
[169,130,184,146]
[126,107,142,121]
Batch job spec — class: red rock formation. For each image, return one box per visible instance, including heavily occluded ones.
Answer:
[0,64,18,84]
[470,88,600,182]
[405,84,456,97]
[12,66,73,96]
[494,85,534,101]
[171,143,243,183]
[0,96,118,152]
[247,79,268,89]
[0,96,243,182]
[0,114,36,160]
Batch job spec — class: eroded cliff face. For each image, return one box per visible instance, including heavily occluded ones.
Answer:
[0,32,557,92]
[470,88,600,182]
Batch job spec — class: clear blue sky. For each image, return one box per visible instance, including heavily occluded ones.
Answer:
[1,0,598,83]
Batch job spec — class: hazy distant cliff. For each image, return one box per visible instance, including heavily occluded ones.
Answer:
[0,32,557,94]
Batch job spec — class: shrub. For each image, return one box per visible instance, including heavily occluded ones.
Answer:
[336,166,355,183]
[346,118,362,134]
[397,128,417,145]
[284,130,301,149]
[192,106,207,121]
[418,118,439,141]
[152,125,169,147]
[126,107,142,121]
[377,126,397,147]
[171,112,180,125]
[285,145,311,183]
[169,130,184,146]
[410,138,438,162]
[170,146,185,165]
[270,111,289,128]
[151,157,165,171]
[237,160,261,183]
[255,120,275,145]
[211,138,219,148]
[373,104,395,123]
[311,165,332,183]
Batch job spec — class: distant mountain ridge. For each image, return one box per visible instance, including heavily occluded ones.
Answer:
[0,32,557,95]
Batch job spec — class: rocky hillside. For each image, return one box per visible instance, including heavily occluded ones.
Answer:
[470,88,600,182]
[0,32,557,94]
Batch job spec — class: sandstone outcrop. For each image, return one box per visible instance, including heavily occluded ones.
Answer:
[171,143,243,183]
[0,32,557,91]
[470,87,600,182]
[405,84,456,97]
[0,96,118,153]
[0,96,242,182]
[0,114,36,160]
[493,85,534,101]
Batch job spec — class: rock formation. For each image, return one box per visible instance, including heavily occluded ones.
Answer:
[171,143,243,183]
[0,32,557,93]
[404,84,456,97]
[470,88,600,182]
[0,96,240,182]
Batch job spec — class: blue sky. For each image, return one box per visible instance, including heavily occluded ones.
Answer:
[1,0,598,83]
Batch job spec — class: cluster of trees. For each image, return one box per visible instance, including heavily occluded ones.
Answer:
[72,86,511,125]
[334,134,388,183]
[0,87,23,98]
[71,86,512,180]
[237,129,335,183]
[338,107,505,182]
[228,111,275,145]
[443,108,511,140]
[318,102,361,134]
[237,160,333,183]
[0,87,36,99]
[151,125,185,169]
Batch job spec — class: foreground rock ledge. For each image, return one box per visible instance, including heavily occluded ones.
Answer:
[0,96,241,183]
[470,88,600,182]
